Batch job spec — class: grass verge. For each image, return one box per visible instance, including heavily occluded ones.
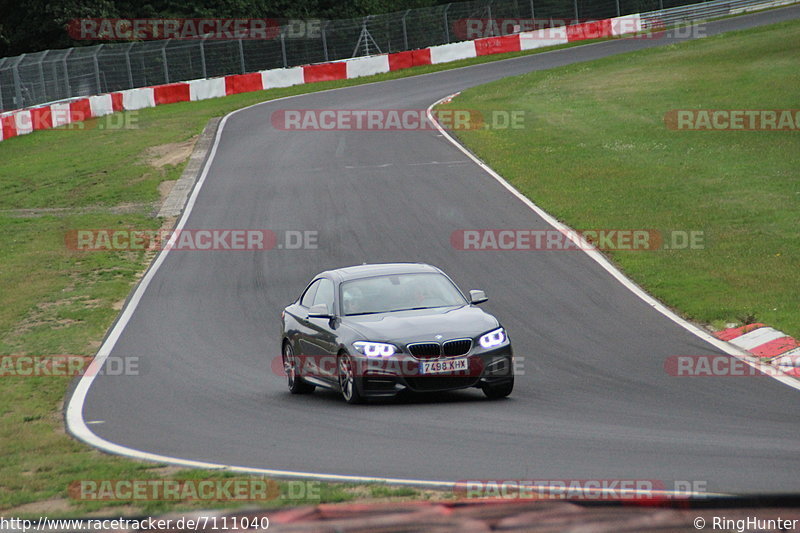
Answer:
[440,18,799,337]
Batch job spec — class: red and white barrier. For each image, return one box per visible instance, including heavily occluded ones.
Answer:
[520,27,569,50]
[346,55,391,78]
[51,102,72,128]
[121,87,155,110]
[89,94,115,117]
[0,14,644,144]
[15,110,33,136]
[189,78,226,101]
[429,40,478,64]
[612,14,643,35]
[716,324,800,377]
[261,67,304,90]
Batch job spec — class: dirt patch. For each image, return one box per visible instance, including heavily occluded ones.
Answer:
[5,497,73,515]
[144,137,198,168]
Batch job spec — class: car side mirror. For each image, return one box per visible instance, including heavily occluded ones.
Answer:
[308,303,332,318]
[469,289,488,305]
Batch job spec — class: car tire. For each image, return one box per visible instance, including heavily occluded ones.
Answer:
[283,342,315,394]
[338,352,363,404]
[482,377,513,399]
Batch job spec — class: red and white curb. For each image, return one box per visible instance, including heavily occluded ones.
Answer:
[0,15,642,143]
[716,324,800,377]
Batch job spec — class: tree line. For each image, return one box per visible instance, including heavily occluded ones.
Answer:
[0,0,449,57]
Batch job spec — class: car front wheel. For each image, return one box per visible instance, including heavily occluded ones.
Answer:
[338,352,363,404]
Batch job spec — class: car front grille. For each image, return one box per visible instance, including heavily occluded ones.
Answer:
[407,339,472,358]
[443,339,472,356]
[407,342,441,358]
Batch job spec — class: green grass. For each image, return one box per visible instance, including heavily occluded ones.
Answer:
[441,19,800,337]
[0,38,599,515]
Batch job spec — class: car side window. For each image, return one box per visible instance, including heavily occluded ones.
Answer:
[312,278,335,314]
[300,280,320,308]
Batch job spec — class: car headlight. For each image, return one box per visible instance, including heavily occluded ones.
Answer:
[479,328,507,349]
[353,341,397,357]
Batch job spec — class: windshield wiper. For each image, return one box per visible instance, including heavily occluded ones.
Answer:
[346,304,460,316]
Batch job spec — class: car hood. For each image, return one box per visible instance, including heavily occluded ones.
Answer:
[342,305,499,344]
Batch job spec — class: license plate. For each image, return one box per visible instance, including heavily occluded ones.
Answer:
[420,358,468,374]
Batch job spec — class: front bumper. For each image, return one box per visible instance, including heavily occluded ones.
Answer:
[351,345,514,398]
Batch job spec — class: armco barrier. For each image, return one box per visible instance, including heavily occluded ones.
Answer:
[0,13,642,143]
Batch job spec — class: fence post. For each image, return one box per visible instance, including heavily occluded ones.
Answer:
[321,21,330,61]
[487,3,494,37]
[125,43,134,88]
[402,10,410,50]
[238,39,246,73]
[161,40,170,84]
[12,55,25,109]
[530,0,535,19]
[443,3,452,42]
[0,59,5,111]
[616,0,621,16]
[62,49,73,98]
[38,51,49,103]
[573,0,579,21]
[93,45,103,94]
[199,37,207,78]
[280,31,288,68]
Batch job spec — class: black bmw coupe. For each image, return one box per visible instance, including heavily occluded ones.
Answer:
[280,263,514,403]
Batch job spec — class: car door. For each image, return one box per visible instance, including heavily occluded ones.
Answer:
[294,279,321,379]
[307,278,340,383]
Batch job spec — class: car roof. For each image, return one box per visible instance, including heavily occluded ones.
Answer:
[320,263,442,282]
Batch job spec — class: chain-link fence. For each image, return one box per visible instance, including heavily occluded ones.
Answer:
[0,0,788,112]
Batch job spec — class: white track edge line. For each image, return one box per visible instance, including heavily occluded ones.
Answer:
[425,96,800,393]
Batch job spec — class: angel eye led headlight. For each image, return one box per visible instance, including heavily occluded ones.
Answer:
[353,341,397,357]
[479,328,506,349]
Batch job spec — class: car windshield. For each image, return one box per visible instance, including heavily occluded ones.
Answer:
[341,272,467,316]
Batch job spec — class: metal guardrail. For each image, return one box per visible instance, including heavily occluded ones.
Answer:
[0,0,796,112]
[640,0,797,27]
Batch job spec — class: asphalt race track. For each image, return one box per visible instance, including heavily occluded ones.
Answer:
[70,6,800,494]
